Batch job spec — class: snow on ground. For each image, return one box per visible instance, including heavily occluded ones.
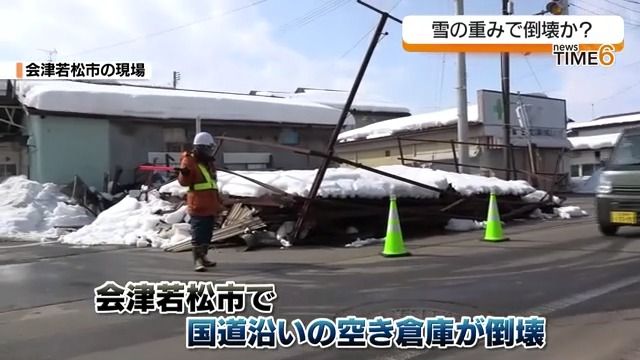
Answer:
[568,133,620,150]
[0,176,94,241]
[337,105,479,142]
[554,206,589,219]
[445,219,485,232]
[60,191,186,248]
[345,238,384,248]
[160,165,535,199]
[15,80,355,127]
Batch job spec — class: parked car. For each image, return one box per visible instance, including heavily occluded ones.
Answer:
[596,126,640,235]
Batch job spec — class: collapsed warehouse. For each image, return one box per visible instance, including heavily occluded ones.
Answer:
[56,134,568,252]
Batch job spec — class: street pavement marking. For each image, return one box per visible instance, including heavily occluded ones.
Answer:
[377,274,640,360]
[0,240,59,249]
[525,275,640,315]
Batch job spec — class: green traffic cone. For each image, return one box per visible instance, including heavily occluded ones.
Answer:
[482,192,509,242]
[382,195,411,257]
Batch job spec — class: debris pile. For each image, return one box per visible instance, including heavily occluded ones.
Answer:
[2,163,582,247]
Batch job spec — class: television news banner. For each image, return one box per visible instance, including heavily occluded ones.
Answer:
[5,11,623,352]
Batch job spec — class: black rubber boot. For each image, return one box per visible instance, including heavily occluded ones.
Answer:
[201,245,216,267]
[192,246,206,272]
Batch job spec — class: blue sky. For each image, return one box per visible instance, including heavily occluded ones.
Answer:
[2,0,639,122]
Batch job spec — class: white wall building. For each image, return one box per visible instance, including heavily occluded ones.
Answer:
[566,111,640,190]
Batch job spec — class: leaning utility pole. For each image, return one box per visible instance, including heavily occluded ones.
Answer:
[290,0,402,243]
[500,0,513,180]
[455,0,469,173]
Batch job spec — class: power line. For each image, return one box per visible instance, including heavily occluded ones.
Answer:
[570,1,640,26]
[620,0,640,5]
[338,0,403,59]
[594,78,640,103]
[524,56,544,93]
[604,0,640,14]
[69,0,270,56]
[276,0,350,34]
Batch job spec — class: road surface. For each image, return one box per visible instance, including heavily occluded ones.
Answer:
[2,196,640,360]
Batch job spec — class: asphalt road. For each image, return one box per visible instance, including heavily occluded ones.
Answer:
[2,195,640,360]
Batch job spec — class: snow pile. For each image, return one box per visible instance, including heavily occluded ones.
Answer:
[337,105,480,142]
[60,192,186,248]
[15,80,355,126]
[160,165,534,199]
[0,176,94,241]
[522,190,564,206]
[568,133,620,150]
[554,206,589,219]
[445,219,485,232]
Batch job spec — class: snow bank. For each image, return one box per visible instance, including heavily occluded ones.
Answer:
[15,80,355,126]
[568,133,620,150]
[337,105,479,142]
[0,176,94,241]
[60,191,184,248]
[160,165,535,199]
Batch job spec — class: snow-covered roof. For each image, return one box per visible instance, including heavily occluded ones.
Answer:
[568,112,640,130]
[253,88,411,114]
[14,80,356,126]
[337,105,480,142]
[568,132,620,150]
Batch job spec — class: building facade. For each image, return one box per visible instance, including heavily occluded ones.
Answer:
[14,80,361,189]
[565,112,640,190]
[335,90,572,191]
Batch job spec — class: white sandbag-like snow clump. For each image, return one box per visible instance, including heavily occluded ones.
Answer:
[554,206,589,219]
[445,218,485,232]
[60,191,188,248]
[160,165,534,199]
[0,176,94,241]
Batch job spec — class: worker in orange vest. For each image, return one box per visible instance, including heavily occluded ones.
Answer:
[176,132,224,272]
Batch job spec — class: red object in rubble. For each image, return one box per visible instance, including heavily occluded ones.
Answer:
[138,165,175,172]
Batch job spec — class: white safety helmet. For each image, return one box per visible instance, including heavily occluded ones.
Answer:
[193,132,215,146]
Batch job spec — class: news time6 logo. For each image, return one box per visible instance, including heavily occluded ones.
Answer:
[552,43,616,67]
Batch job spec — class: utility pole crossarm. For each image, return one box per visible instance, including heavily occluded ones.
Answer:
[356,0,403,23]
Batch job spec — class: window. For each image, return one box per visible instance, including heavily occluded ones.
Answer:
[0,164,17,179]
[278,128,299,145]
[570,165,580,177]
[385,150,391,157]
[582,164,595,177]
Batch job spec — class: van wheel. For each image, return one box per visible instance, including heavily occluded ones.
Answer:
[599,224,619,236]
